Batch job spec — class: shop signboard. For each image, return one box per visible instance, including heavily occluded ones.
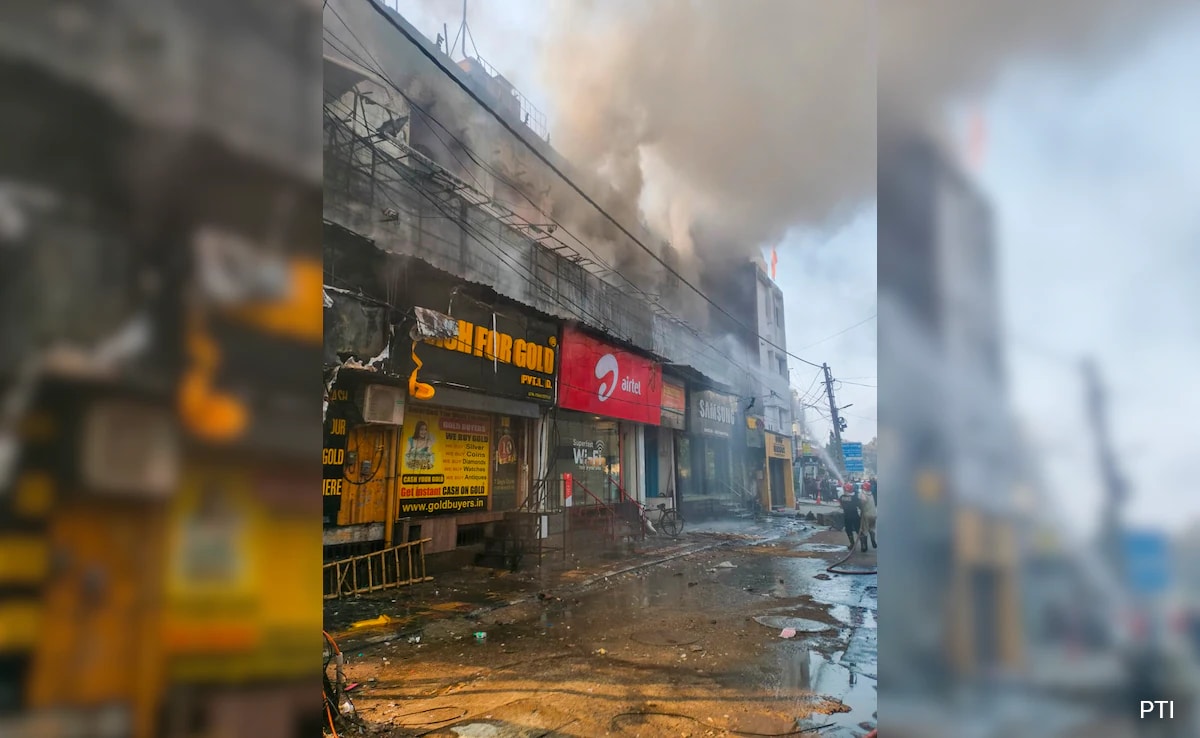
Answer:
[406,302,558,405]
[843,442,864,472]
[396,406,493,516]
[1123,530,1170,595]
[689,390,739,439]
[767,433,793,460]
[661,379,687,430]
[557,326,662,425]
[322,380,355,524]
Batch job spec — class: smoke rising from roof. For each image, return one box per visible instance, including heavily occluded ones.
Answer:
[538,0,1190,259]
[541,0,876,261]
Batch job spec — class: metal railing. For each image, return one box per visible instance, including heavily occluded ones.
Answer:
[719,479,764,516]
[463,54,549,141]
[570,480,619,542]
[323,538,432,600]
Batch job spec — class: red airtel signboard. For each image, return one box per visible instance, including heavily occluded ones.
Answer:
[558,326,662,425]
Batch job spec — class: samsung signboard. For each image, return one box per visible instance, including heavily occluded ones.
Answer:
[688,390,739,440]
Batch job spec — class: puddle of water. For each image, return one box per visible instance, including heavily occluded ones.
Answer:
[753,615,836,634]
[450,723,502,738]
[773,647,877,737]
[828,604,878,630]
[796,543,852,553]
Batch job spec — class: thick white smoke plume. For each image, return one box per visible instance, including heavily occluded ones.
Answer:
[541,0,876,258]
[538,0,1191,258]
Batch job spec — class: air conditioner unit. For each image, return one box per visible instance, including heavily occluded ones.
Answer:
[361,384,406,425]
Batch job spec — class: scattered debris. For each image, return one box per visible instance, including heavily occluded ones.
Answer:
[815,573,833,580]
[714,561,737,569]
[779,628,797,639]
[473,632,487,641]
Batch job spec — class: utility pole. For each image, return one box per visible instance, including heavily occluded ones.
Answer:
[1082,358,1128,578]
[823,363,846,474]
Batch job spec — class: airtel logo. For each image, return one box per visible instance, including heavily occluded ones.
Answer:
[595,353,642,402]
[595,354,618,402]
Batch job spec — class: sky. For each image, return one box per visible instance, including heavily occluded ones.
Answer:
[386,0,879,447]
[979,9,1200,534]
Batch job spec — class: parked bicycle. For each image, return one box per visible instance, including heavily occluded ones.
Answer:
[641,501,684,538]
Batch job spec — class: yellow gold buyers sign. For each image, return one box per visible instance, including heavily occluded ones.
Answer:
[397,406,492,516]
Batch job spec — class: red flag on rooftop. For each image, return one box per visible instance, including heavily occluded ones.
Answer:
[770,246,778,280]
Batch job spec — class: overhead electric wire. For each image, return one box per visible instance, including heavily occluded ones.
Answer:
[325,96,771,392]
[322,91,774,389]
[332,114,623,341]
[323,23,769,388]
[324,15,649,300]
[796,313,876,351]
[796,366,825,406]
[327,8,854,406]
[349,0,827,370]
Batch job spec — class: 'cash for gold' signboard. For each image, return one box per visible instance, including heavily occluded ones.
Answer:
[397,406,492,516]
[409,304,558,405]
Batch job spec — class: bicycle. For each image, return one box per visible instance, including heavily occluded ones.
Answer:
[641,501,685,538]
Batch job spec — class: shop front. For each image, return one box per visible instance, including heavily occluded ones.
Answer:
[646,377,686,507]
[396,295,558,554]
[680,389,739,520]
[553,326,662,507]
[765,431,797,510]
[322,268,559,557]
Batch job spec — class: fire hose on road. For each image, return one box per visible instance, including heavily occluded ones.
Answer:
[826,547,877,575]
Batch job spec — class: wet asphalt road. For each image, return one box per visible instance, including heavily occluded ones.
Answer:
[332,518,878,737]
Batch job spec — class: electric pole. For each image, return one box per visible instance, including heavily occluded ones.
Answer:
[823,363,846,474]
[1082,358,1128,578]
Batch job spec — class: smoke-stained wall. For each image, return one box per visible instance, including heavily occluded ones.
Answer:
[323,0,756,391]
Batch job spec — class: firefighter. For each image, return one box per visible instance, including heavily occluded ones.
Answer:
[858,480,877,551]
[838,482,861,549]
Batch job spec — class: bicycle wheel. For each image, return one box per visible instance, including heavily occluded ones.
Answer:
[660,509,683,538]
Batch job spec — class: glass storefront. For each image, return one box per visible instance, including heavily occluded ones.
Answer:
[551,411,623,504]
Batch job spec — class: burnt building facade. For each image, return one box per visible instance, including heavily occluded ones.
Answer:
[321,0,785,563]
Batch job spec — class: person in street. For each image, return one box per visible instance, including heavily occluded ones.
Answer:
[868,476,878,506]
[839,482,861,549]
[858,481,877,551]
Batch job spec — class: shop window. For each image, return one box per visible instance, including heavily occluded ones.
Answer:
[492,416,521,512]
[553,412,622,503]
[675,435,692,500]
